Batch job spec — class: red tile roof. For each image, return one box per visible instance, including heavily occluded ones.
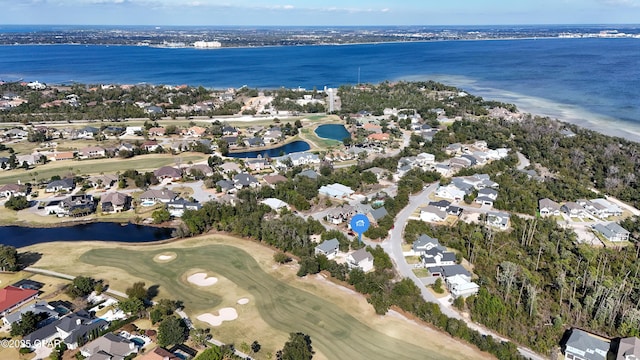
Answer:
[0,286,38,313]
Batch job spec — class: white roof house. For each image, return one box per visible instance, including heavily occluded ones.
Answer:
[319,183,355,199]
[435,184,467,201]
[420,205,447,223]
[347,248,374,272]
[260,198,289,211]
[446,274,480,298]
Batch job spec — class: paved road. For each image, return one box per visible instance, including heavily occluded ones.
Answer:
[380,184,548,360]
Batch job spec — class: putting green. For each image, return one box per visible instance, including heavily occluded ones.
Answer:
[80,245,464,360]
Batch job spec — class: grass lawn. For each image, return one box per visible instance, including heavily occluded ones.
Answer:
[0,153,208,185]
[23,235,492,360]
[405,256,421,265]
[412,268,431,277]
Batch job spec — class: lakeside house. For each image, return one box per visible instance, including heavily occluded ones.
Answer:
[101,192,131,213]
[140,189,177,204]
[0,286,39,316]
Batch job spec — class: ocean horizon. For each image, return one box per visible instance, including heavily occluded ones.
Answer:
[0,38,638,141]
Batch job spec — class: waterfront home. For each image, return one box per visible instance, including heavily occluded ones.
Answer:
[45,178,75,193]
[315,238,340,260]
[45,194,96,217]
[167,198,202,217]
[139,189,177,204]
[80,333,137,359]
[245,137,265,147]
[539,198,561,217]
[347,248,374,272]
[0,286,39,316]
[263,129,283,143]
[101,192,131,213]
[592,223,630,242]
[280,152,320,167]
[0,183,29,198]
[246,158,269,171]
[221,136,238,146]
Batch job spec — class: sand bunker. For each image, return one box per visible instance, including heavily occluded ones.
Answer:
[153,252,177,262]
[197,308,238,326]
[187,273,218,286]
[237,298,250,305]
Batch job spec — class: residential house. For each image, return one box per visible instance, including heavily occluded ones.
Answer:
[297,169,319,180]
[592,223,630,242]
[315,238,340,260]
[222,126,239,136]
[449,157,473,169]
[87,174,118,189]
[139,347,180,360]
[80,332,138,359]
[367,133,390,142]
[263,129,282,143]
[562,202,588,218]
[23,310,109,350]
[216,180,235,193]
[119,143,136,153]
[368,207,388,225]
[78,146,106,159]
[183,126,207,137]
[48,151,75,162]
[562,328,611,360]
[246,158,269,171]
[0,286,39,316]
[148,127,166,137]
[411,234,440,256]
[435,184,467,201]
[219,162,242,174]
[233,173,259,189]
[45,194,95,217]
[539,198,561,217]
[260,198,289,212]
[447,274,480,298]
[75,126,99,140]
[615,337,640,360]
[0,183,29,198]
[145,105,163,115]
[140,189,177,204]
[221,136,238,146]
[347,248,374,272]
[125,126,143,136]
[5,128,28,139]
[283,152,320,167]
[154,166,183,181]
[167,198,202,217]
[319,183,354,199]
[486,211,510,230]
[45,178,75,193]
[245,137,265,147]
[188,164,214,177]
[445,143,463,155]
[590,198,623,217]
[3,301,59,327]
[142,140,160,152]
[421,243,456,268]
[420,205,447,223]
[428,200,451,212]
[326,205,356,225]
[263,174,288,187]
[416,152,436,167]
[17,153,45,166]
[101,192,131,213]
[430,265,471,280]
[475,188,498,206]
[365,167,387,180]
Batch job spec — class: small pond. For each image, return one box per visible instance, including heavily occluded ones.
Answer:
[226,140,310,158]
[315,124,350,142]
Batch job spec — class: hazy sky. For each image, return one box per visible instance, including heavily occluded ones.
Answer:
[1,0,639,25]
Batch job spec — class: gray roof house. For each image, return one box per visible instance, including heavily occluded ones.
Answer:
[412,234,441,255]
[45,178,75,193]
[347,248,374,272]
[139,189,177,204]
[216,179,235,193]
[168,198,202,217]
[297,169,319,180]
[431,265,471,280]
[23,310,108,350]
[592,223,630,242]
[368,207,388,224]
[233,173,259,189]
[101,192,131,213]
[616,337,640,360]
[486,211,510,230]
[154,166,183,180]
[563,328,610,360]
[80,332,138,359]
[539,198,561,217]
[315,238,340,260]
[3,301,60,327]
[421,246,457,268]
